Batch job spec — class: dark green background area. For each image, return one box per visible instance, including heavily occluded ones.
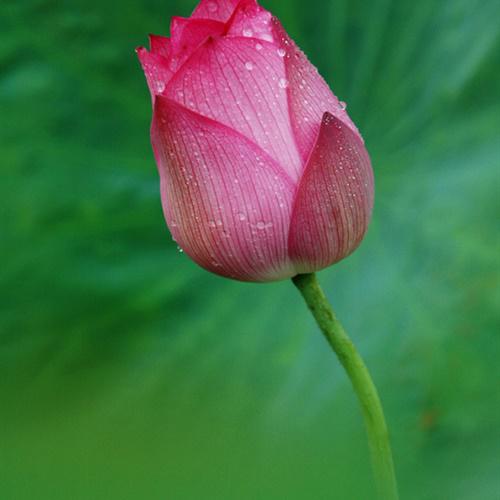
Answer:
[1,0,499,498]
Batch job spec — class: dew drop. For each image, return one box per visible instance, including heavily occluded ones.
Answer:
[177,246,184,253]
[243,28,253,37]
[255,43,263,51]
[238,213,246,221]
[155,81,165,93]
[245,61,254,71]
[256,221,273,230]
[277,48,286,57]
[278,78,289,89]
[340,101,347,110]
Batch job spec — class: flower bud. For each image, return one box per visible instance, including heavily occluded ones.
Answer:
[137,0,374,282]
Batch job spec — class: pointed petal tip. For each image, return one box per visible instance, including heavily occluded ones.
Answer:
[192,0,240,22]
[224,0,274,42]
[322,110,366,145]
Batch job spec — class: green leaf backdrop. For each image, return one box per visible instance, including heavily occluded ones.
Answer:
[1,0,499,498]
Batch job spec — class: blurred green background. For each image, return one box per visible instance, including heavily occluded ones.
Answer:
[1,0,500,498]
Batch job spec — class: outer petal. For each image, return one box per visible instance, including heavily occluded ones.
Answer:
[136,47,173,104]
[271,18,359,163]
[192,0,239,22]
[225,0,274,43]
[288,113,374,273]
[151,97,297,282]
[165,36,302,181]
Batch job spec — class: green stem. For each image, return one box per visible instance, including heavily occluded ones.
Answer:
[292,273,399,500]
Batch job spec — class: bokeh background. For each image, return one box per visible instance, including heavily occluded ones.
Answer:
[1,0,499,498]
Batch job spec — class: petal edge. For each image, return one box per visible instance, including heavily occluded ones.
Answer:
[136,47,173,103]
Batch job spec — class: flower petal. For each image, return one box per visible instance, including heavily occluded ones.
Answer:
[136,47,173,104]
[191,0,239,22]
[271,18,359,162]
[151,96,297,282]
[169,17,225,70]
[288,113,374,273]
[165,36,302,181]
[225,0,274,43]
[148,34,171,59]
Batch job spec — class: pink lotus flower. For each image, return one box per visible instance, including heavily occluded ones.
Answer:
[137,0,374,282]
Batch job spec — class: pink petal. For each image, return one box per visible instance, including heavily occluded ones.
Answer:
[191,0,239,22]
[288,113,374,273]
[148,34,171,59]
[271,18,359,163]
[225,0,274,43]
[169,17,225,71]
[151,97,297,282]
[165,36,302,181]
[136,47,173,104]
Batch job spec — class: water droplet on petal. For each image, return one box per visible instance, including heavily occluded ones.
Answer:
[340,101,347,110]
[245,61,254,71]
[277,48,286,57]
[177,246,184,253]
[243,28,253,37]
[238,213,246,221]
[255,43,263,51]
[278,78,289,89]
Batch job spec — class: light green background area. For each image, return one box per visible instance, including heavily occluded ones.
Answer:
[1,0,499,498]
